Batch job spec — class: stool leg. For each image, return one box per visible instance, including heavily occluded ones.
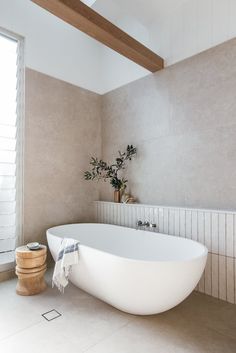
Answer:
[16,270,47,296]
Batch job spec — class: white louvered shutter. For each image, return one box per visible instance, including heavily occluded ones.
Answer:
[0,30,24,271]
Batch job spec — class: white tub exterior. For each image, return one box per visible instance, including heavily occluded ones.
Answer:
[47,223,208,315]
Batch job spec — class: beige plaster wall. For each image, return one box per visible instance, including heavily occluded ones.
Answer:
[24,69,101,245]
[22,37,236,248]
[101,38,236,210]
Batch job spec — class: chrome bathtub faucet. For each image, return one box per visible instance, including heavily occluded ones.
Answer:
[136,220,157,229]
[136,220,143,227]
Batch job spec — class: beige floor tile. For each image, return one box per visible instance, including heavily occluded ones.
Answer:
[85,317,236,353]
[0,321,83,353]
[0,299,130,353]
[0,272,236,353]
[160,291,236,340]
[0,272,132,351]
[0,278,43,340]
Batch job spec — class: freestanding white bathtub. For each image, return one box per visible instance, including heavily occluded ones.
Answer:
[47,223,208,315]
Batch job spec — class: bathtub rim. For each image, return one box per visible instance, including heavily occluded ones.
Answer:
[46,223,208,264]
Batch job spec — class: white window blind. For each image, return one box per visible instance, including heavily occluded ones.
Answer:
[0,29,24,272]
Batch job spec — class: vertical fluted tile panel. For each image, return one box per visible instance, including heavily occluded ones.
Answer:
[95,201,236,304]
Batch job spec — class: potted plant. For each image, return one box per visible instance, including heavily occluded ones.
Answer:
[84,145,137,202]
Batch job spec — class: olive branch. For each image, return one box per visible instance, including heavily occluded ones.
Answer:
[84,145,137,190]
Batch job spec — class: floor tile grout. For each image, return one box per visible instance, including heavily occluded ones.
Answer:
[0,320,43,343]
[82,321,131,353]
[203,324,236,342]
[1,272,236,353]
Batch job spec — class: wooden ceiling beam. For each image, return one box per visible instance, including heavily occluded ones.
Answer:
[31,0,164,72]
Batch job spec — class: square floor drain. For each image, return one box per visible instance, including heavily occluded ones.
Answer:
[42,309,62,322]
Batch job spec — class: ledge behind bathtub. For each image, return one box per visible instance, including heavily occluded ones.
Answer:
[94,200,236,215]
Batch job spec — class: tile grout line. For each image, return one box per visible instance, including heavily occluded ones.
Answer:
[81,320,132,353]
[0,320,43,344]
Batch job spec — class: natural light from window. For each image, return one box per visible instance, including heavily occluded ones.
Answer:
[0,32,20,271]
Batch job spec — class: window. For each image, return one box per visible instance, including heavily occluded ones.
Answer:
[0,29,24,272]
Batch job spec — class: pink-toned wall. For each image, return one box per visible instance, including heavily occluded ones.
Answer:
[24,68,101,245]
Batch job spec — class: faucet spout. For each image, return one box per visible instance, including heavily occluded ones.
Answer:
[136,220,157,230]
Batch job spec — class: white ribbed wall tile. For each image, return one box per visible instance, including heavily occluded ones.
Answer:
[123,205,128,226]
[205,253,212,296]
[131,206,136,228]
[186,210,192,240]
[117,205,121,225]
[153,208,159,232]
[94,202,236,304]
[174,209,180,236]
[212,253,219,298]
[211,213,219,254]
[198,212,205,249]
[235,216,236,259]
[191,211,198,242]
[235,259,236,302]
[226,214,234,257]
[198,212,206,294]
[158,208,164,233]
[163,208,169,234]
[168,209,175,235]
[179,210,186,238]
[219,214,226,256]
[227,257,234,303]
[104,203,109,223]
[219,255,227,301]
[111,204,115,222]
[205,213,212,253]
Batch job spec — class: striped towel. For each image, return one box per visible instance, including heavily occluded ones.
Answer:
[52,238,79,292]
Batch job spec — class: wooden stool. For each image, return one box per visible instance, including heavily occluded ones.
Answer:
[15,245,47,296]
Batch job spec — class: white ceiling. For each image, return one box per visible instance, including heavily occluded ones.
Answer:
[93,0,236,93]
[82,0,97,7]
[1,0,235,94]
[93,0,187,26]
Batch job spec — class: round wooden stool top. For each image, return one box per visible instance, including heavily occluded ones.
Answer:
[16,245,47,259]
[16,245,47,269]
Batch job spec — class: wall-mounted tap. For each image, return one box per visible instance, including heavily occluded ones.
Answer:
[136,220,144,227]
[136,220,157,230]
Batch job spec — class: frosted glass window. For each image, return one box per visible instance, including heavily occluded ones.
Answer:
[0,30,24,272]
